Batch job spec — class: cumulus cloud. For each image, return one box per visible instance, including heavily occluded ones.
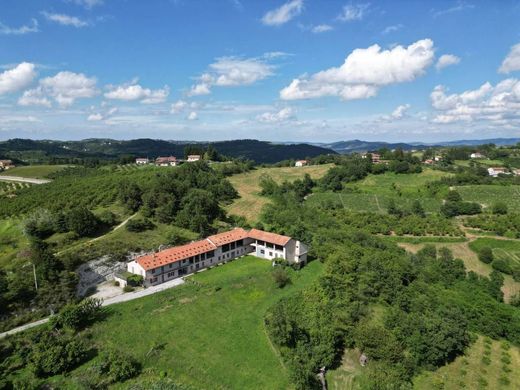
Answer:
[42,12,89,27]
[436,54,460,70]
[0,62,37,95]
[187,111,198,120]
[430,79,520,124]
[280,39,435,101]
[104,83,169,104]
[0,19,39,35]
[261,0,303,26]
[391,104,411,119]
[39,71,98,107]
[338,3,370,22]
[189,56,274,96]
[18,87,51,107]
[311,24,333,33]
[499,43,520,74]
[257,107,295,123]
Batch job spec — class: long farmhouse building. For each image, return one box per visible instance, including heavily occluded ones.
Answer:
[126,228,308,286]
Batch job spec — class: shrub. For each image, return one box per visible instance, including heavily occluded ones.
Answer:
[492,202,508,215]
[126,218,155,233]
[127,274,144,287]
[66,207,100,237]
[271,267,291,288]
[51,297,103,331]
[492,258,512,274]
[478,247,494,264]
[123,285,135,293]
[96,350,140,385]
[446,190,462,202]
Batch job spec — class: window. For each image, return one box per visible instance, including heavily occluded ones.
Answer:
[266,243,274,249]
[150,277,158,283]
[260,249,265,254]
[169,264,173,269]
[237,239,243,247]
[222,244,230,252]
[151,269,155,274]
[275,244,283,251]
[257,240,265,246]
[269,252,273,257]
[207,250,215,257]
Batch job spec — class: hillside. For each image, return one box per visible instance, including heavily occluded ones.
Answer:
[0,138,335,164]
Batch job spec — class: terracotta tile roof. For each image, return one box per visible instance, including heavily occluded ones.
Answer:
[248,228,292,246]
[156,156,177,163]
[207,228,249,246]
[136,239,216,270]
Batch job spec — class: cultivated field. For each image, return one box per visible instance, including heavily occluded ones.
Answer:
[43,256,323,389]
[227,164,333,221]
[308,169,450,213]
[456,185,520,212]
[414,336,520,389]
[0,165,69,179]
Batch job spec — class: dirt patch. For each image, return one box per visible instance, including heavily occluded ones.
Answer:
[179,297,194,304]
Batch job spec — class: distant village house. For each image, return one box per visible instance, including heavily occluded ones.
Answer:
[124,228,308,287]
[155,156,178,166]
[295,160,308,167]
[0,160,14,170]
[487,167,509,177]
[187,155,201,162]
[135,158,150,165]
[361,152,381,163]
[470,152,485,159]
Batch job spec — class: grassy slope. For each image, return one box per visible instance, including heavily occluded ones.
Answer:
[227,164,332,222]
[0,219,28,269]
[456,185,520,212]
[414,336,520,389]
[308,169,451,213]
[0,165,69,179]
[45,257,323,389]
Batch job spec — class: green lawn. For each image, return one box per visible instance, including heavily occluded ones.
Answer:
[308,169,450,213]
[456,185,520,212]
[0,165,69,179]
[414,336,520,389]
[45,256,324,389]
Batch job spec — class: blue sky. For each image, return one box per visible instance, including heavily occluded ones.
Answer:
[1,0,520,142]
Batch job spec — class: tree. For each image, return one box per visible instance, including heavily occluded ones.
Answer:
[272,267,291,288]
[176,189,221,235]
[478,247,494,264]
[446,190,462,202]
[66,207,99,237]
[411,200,425,217]
[492,202,508,215]
[96,349,141,384]
[119,181,143,212]
[126,218,155,233]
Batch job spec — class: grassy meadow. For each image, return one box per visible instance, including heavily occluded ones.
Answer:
[0,218,29,269]
[0,165,69,179]
[456,185,520,212]
[40,256,323,389]
[414,336,520,389]
[226,164,333,222]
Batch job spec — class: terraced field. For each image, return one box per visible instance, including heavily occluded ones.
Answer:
[457,185,520,212]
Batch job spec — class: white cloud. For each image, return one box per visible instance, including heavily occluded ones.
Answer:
[499,43,520,74]
[171,100,188,114]
[433,1,474,18]
[280,39,435,101]
[257,107,295,123]
[40,71,98,107]
[311,24,333,33]
[42,12,89,28]
[104,83,169,104]
[338,3,370,22]
[87,106,117,121]
[0,62,37,95]
[187,111,198,120]
[391,104,411,119]
[261,0,304,26]
[436,54,461,70]
[67,0,104,9]
[430,79,520,124]
[18,87,51,107]
[382,24,403,34]
[0,19,39,35]
[189,56,274,95]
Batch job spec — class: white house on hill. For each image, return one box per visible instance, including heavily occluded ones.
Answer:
[187,155,201,162]
[125,228,308,286]
[295,160,308,167]
[135,158,149,165]
[488,167,508,177]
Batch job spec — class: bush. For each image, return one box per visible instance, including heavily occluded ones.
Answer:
[478,247,494,264]
[271,267,291,288]
[492,258,512,274]
[127,274,143,287]
[51,297,103,331]
[126,218,155,233]
[123,285,135,293]
[492,202,508,215]
[96,349,140,385]
[66,207,99,237]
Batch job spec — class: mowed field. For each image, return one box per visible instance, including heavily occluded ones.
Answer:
[414,336,520,389]
[42,256,323,389]
[308,169,451,213]
[227,164,333,222]
[397,240,520,302]
[457,185,520,212]
[0,165,69,179]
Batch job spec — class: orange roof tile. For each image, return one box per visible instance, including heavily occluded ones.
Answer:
[248,228,291,246]
[207,228,249,246]
[136,239,216,270]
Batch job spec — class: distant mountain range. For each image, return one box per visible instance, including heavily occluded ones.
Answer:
[310,138,520,154]
[0,138,334,164]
